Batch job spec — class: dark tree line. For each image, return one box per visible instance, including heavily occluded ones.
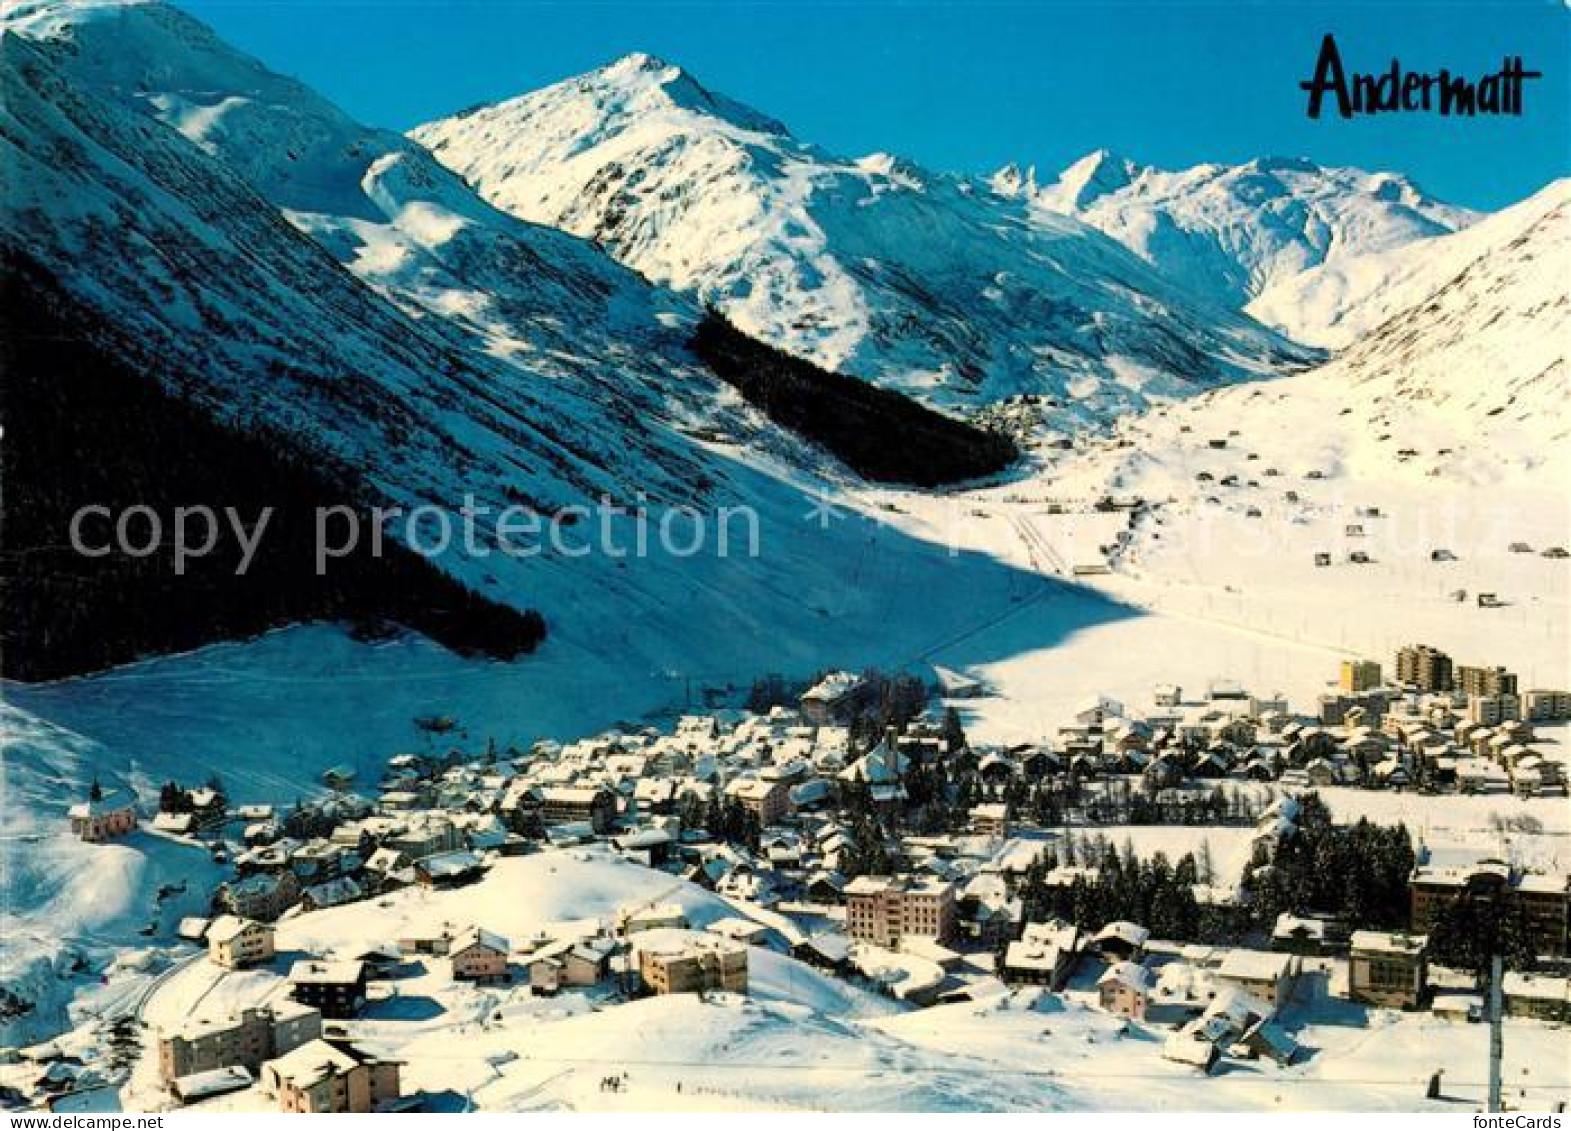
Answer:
[2,257,547,682]
[678,791,761,853]
[690,311,1017,487]
[1427,896,1539,975]
[1015,842,1244,945]
[1241,793,1415,931]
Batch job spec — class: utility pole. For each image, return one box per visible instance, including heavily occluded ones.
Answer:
[1488,953,1504,1113]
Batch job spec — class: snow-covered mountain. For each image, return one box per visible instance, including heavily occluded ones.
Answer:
[1061,178,1569,491]
[413,55,1310,425]
[1,2,750,511]
[1247,179,1569,349]
[1007,150,1476,317]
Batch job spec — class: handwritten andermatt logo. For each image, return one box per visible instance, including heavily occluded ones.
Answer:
[1301,33,1541,118]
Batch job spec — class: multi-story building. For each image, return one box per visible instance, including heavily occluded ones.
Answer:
[1339,660,1383,695]
[1525,689,1571,721]
[1411,862,1569,957]
[223,869,300,921]
[262,1040,401,1113]
[1396,645,1453,693]
[1467,693,1522,726]
[970,803,1009,839]
[449,927,509,983]
[637,935,749,995]
[725,777,791,827]
[538,786,617,833]
[288,960,367,1019]
[799,671,868,725]
[158,1003,321,1083]
[1001,920,1081,989]
[207,916,275,970]
[844,875,956,949]
[1458,665,1518,698]
[1348,931,1427,1008]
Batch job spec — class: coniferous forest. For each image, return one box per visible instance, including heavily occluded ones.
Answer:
[1,259,547,681]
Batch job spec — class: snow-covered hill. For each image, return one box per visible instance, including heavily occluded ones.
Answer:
[1055,178,1568,493]
[412,55,1310,425]
[1248,178,1569,348]
[1011,150,1476,318]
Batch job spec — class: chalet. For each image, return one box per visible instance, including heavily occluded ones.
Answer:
[299,877,363,912]
[969,803,1009,838]
[1216,949,1297,1006]
[1270,914,1341,956]
[799,671,867,725]
[793,933,852,974]
[804,870,848,905]
[1234,1018,1299,1066]
[170,1067,254,1105]
[224,869,301,922]
[262,1039,401,1114]
[152,811,198,836]
[449,928,509,983]
[1502,972,1570,1022]
[1097,961,1151,1020]
[1002,920,1080,989]
[208,916,275,970]
[613,827,674,868]
[288,960,367,1019]
[321,765,356,791]
[1091,920,1149,963]
[1162,1031,1220,1074]
[561,937,616,986]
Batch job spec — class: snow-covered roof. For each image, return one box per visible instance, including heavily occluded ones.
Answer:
[289,959,364,985]
[1349,931,1427,957]
[1217,948,1294,983]
[1097,960,1152,992]
[207,914,264,945]
[451,926,509,956]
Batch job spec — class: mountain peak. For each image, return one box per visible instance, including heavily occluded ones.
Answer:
[989,161,1038,199]
[608,50,672,73]
[1053,148,1142,210]
[579,51,789,136]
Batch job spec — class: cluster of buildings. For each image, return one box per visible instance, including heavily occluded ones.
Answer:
[51,654,1567,1109]
[1390,645,1570,727]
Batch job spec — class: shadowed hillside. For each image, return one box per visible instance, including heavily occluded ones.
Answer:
[0,256,546,682]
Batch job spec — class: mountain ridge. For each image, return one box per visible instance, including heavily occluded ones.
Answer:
[413,52,1313,429]
[1010,148,1478,313]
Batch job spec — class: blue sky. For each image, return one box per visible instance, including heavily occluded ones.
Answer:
[181,0,1568,210]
